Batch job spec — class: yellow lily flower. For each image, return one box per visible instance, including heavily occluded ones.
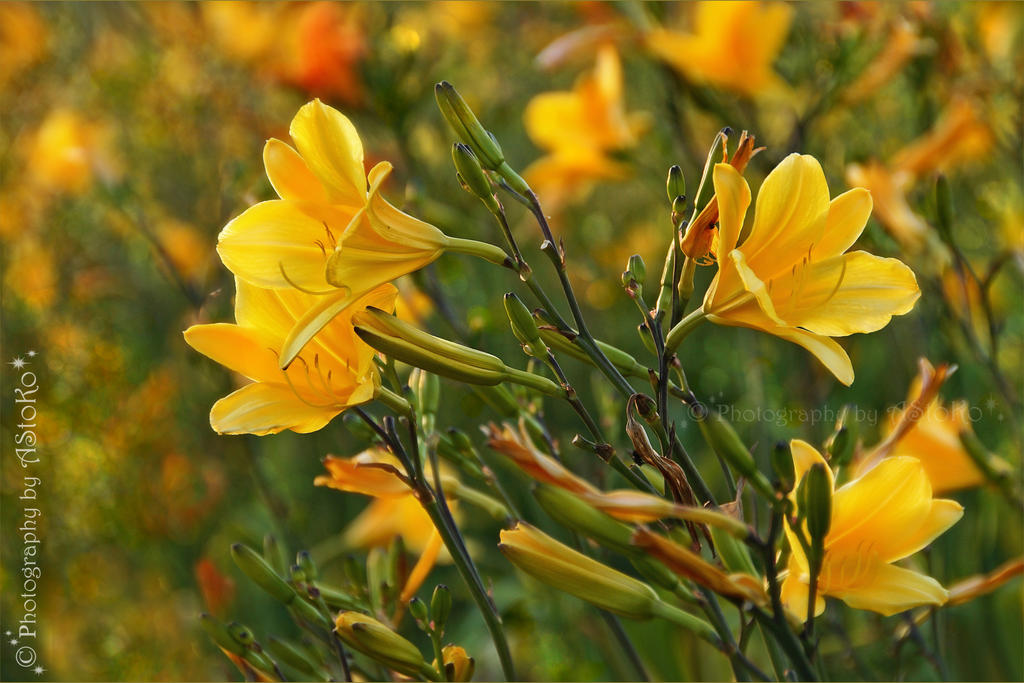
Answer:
[695,155,920,385]
[216,100,505,364]
[781,440,963,619]
[646,1,792,97]
[523,45,648,208]
[183,279,397,435]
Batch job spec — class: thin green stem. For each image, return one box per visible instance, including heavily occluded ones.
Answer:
[665,308,708,354]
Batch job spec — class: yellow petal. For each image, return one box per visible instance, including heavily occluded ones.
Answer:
[882,499,963,563]
[288,99,366,207]
[790,439,834,490]
[829,456,933,558]
[235,278,311,338]
[217,200,334,290]
[364,162,448,250]
[209,382,342,435]
[712,162,752,259]
[776,251,921,337]
[729,249,786,325]
[183,323,281,384]
[831,561,948,616]
[263,138,329,203]
[742,154,831,272]
[767,325,854,385]
[811,188,873,259]
[780,559,826,620]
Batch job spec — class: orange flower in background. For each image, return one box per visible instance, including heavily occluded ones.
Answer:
[315,448,455,603]
[279,2,365,103]
[844,19,928,103]
[846,98,993,251]
[184,279,398,435]
[524,45,649,209]
[646,1,793,97]
[0,2,48,88]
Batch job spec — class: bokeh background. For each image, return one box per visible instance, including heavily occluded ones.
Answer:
[1,2,1021,680]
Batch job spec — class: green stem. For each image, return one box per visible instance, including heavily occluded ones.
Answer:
[664,308,708,354]
[650,599,722,648]
[502,366,563,396]
[419,494,516,680]
[375,386,412,416]
[445,236,511,267]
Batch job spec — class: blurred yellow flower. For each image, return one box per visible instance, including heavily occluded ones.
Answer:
[155,218,210,281]
[859,359,1005,494]
[524,45,648,208]
[646,1,792,97]
[26,109,120,194]
[782,440,962,619]
[844,19,927,103]
[699,155,920,385]
[315,448,455,603]
[846,99,993,251]
[184,279,397,435]
[279,2,365,103]
[5,238,57,311]
[0,2,48,87]
[217,99,501,365]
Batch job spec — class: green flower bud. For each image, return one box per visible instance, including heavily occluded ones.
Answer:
[435,81,531,196]
[802,463,832,566]
[430,584,452,632]
[666,165,686,204]
[232,543,295,604]
[262,534,287,575]
[296,550,318,582]
[533,483,636,554]
[622,254,646,296]
[499,523,662,620]
[452,143,497,207]
[266,636,323,679]
[504,292,547,358]
[409,596,429,625]
[825,425,853,467]
[771,441,796,494]
[200,613,245,656]
[410,368,441,417]
[696,412,774,500]
[336,611,431,678]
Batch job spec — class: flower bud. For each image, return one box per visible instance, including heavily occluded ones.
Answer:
[532,484,636,554]
[696,412,774,500]
[411,368,441,417]
[440,645,476,682]
[452,143,497,208]
[504,292,547,358]
[266,636,324,679]
[232,543,295,604]
[825,425,852,467]
[430,584,452,632]
[771,441,796,494]
[200,613,246,656]
[262,533,287,575]
[636,322,658,356]
[335,611,431,678]
[801,463,832,566]
[354,307,507,384]
[499,522,662,619]
[409,596,429,625]
[622,253,646,293]
[536,325,648,378]
[666,165,685,204]
[296,550,318,582]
